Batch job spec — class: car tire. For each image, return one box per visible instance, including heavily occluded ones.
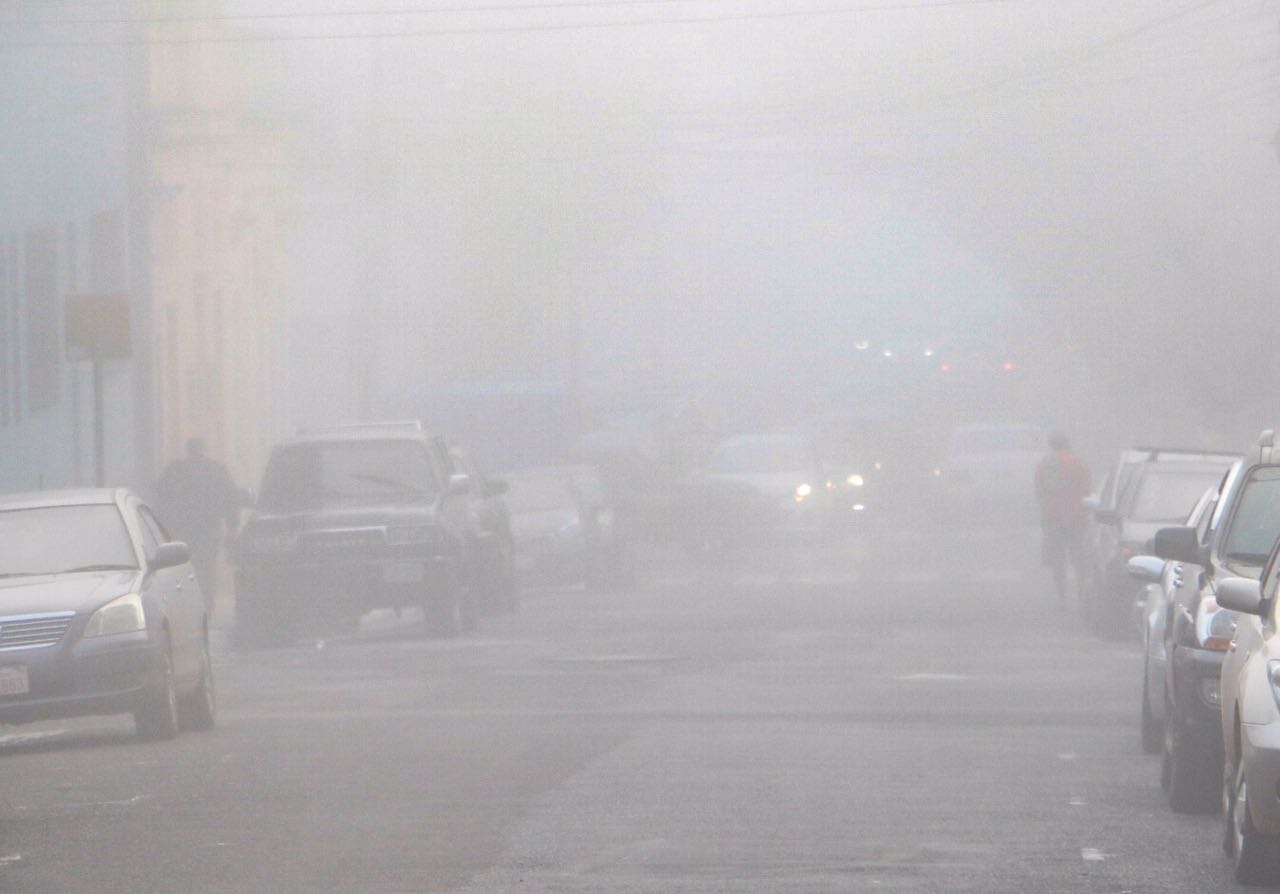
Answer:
[179,633,216,732]
[134,633,180,742]
[1140,670,1161,755]
[1168,730,1219,813]
[425,565,469,637]
[1229,765,1280,885]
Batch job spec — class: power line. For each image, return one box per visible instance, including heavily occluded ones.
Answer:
[0,0,1014,27]
[0,0,1021,48]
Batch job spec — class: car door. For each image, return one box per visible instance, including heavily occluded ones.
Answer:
[138,504,202,682]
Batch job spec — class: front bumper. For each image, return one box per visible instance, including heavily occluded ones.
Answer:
[0,630,164,725]
[239,551,458,610]
[1240,720,1280,835]
[1169,643,1226,751]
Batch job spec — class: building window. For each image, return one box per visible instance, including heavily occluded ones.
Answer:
[24,228,60,412]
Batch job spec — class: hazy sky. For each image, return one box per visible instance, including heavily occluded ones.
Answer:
[208,0,1280,432]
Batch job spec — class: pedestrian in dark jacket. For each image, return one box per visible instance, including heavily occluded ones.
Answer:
[156,438,241,610]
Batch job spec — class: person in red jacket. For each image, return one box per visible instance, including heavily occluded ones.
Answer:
[1035,431,1092,602]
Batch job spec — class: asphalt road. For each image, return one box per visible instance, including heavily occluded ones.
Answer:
[0,528,1251,892]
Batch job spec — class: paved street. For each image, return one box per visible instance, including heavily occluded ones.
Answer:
[0,530,1247,892]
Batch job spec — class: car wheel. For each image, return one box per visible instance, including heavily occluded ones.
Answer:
[1230,766,1280,884]
[179,633,216,732]
[134,633,180,742]
[1140,669,1161,755]
[1168,730,1219,813]
[425,565,466,637]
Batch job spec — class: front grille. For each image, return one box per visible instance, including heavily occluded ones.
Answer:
[0,612,75,650]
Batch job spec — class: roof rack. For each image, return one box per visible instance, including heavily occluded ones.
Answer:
[1133,445,1237,459]
[297,421,423,436]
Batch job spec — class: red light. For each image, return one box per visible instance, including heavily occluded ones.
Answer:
[1002,361,1015,371]
[939,363,952,373]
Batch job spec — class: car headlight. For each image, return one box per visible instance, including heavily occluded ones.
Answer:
[83,593,146,638]
[846,474,864,487]
[795,483,813,501]
[386,525,438,546]
[250,532,296,553]
[1195,595,1237,651]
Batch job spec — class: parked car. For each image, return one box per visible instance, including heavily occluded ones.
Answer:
[937,423,1045,524]
[1152,434,1280,814]
[446,444,516,613]
[234,422,485,643]
[1129,482,1221,755]
[0,488,214,740]
[505,465,632,589]
[1087,448,1236,636]
[1215,510,1280,883]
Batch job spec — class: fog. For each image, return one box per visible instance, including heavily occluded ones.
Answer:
[3,2,1280,890]
[232,0,1280,459]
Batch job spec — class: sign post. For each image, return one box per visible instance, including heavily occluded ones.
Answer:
[65,293,132,486]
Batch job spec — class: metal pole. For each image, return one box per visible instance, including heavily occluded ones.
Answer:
[93,360,105,486]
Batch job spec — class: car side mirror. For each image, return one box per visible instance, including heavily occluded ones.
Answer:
[1153,526,1205,565]
[484,478,509,498]
[152,541,191,570]
[1217,577,1265,616]
[446,473,472,497]
[1126,555,1166,584]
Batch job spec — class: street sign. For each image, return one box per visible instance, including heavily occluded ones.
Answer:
[65,292,131,361]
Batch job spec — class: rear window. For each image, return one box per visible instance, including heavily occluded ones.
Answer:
[1125,469,1226,524]
[259,440,440,512]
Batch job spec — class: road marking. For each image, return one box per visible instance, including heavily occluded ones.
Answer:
[894,571,942,584]
[1080,847,1109,862]
[973,569,1023,583]
[895,672,969,682]
[1057,752,1078,761]
[1068,796,1086,806]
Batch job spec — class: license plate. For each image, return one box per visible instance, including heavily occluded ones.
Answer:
[383,562,425,584]
[0,665,29,697]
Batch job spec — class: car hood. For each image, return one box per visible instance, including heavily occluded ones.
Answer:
[0,570,138,617]
[704,471,811,500]
[943,452,1041,473]
[511,509,579,539]
[1119,520,1166,550]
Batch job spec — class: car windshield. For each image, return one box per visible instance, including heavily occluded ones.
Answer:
[1222,467,1280,567]
[0,504,137,577]
[1125,468,1227,523]
[505,472,577,513]
[258,440,438,511]
[709,436,810,475]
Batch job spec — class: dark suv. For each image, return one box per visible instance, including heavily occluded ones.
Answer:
[234,423,484,644]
